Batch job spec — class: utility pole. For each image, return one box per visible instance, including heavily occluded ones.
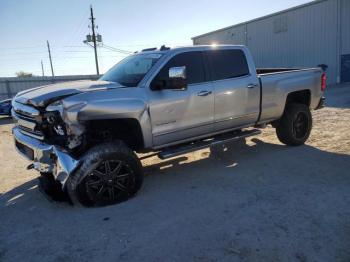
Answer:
[41,60,45,76]
[90,5,100,75]
[47,40,54,77]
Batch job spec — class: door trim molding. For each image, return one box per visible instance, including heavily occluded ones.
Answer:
[153,123,254,150]
[153,112,259,138]
[153,120,213,137]
[214,112,259,124]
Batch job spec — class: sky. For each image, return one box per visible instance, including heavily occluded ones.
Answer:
[0,0,313,77]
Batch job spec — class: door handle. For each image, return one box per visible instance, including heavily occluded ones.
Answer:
[197,90,212,96]
[247,83,258,89]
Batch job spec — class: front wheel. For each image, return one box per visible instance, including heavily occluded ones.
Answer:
[275,103,312,146]
[66,142,143,207]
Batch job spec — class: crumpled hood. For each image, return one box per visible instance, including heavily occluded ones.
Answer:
[14,80,122,107]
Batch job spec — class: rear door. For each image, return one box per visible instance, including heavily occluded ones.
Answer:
[205,49,260,131]
[148,51,214,146]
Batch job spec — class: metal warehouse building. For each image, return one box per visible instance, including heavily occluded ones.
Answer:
[192,0,350,84]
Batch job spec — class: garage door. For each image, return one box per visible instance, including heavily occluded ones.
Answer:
[341,54,350,83]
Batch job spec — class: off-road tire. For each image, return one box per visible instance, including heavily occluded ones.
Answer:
[276,103,312,146]
[66,141,143,207]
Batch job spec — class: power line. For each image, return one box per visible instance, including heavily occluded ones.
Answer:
[0,45,45,50]
[0,50,128,60]
[55,9,91,69]
[0,51,47,56]
[101,44,133,54]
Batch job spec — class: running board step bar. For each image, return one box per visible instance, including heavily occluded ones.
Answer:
[158,129,262,160]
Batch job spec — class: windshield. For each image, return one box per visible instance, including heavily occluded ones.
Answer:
[99,53,162,87]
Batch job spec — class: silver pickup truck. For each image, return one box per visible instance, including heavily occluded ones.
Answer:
[11,45,326,206]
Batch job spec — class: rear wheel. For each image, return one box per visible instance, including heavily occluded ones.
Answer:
[66,142,143,207]
[276,103,312,146]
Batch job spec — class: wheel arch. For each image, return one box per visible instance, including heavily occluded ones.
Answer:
[85,118,146,151]
[285,89,311,107]
[271,90,311,127]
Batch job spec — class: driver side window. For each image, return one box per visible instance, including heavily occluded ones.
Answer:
[151,51,205,89]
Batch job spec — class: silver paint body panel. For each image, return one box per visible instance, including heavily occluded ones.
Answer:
[11,45,324,184]
[148,81,214,146]
[259,68,323,123]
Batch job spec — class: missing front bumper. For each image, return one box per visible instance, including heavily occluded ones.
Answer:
[12,127,80,187]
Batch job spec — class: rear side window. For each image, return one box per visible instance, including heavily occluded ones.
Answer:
[206,50,249,81]
[152,51,205,85]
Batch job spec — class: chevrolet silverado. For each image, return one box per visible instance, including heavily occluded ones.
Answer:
[11,45,326,206]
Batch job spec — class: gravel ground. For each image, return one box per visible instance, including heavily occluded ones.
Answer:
[0,85,350,262]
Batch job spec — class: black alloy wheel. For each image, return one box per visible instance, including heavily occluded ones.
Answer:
[84,160,135,205]
[292,112,309,139]
[276,103,312,146]
[66,142,143,207]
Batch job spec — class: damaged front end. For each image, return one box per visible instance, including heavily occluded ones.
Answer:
[13,126,80,183]
[45,100,86,150]
[12,99,85,189]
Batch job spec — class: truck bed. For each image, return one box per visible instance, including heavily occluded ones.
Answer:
[257,68,304,74]
[257,67,323,124]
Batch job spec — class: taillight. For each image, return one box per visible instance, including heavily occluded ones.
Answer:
[321,73,327,91]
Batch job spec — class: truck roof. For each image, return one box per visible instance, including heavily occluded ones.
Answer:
[139,44,246,54]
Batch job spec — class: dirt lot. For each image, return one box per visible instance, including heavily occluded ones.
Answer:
[1,85,350,262]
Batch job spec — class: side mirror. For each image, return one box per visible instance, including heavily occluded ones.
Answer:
[167,66,187,90]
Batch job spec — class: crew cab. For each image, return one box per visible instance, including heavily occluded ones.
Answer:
[11,45,326,206]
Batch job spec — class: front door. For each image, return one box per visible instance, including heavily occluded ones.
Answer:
[148,51,214,146]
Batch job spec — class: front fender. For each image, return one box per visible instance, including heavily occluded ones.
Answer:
[61,88,153,148]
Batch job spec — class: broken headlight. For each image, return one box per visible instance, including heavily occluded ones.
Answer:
[46,100,63,114]
[45,101,66,136]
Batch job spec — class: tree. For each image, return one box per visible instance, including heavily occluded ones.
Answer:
[15,71,33,77]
